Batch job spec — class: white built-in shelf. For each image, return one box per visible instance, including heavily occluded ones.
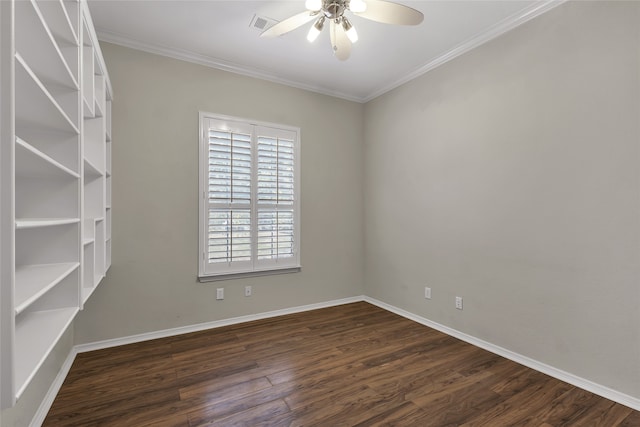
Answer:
[81,286,96,304]
[15,128,80,174]
[15,53,79,135]
[94,73,105,117]
[15,218,79,229]
[35,0,79,46]
[81,21,94,119]
[14,263,80,315]
[15,137,79,179]
[62,0,80,39]
[93,273,104,287]
[1,0,111,411]
[82,96,94,119]
[94,97,104,118]
[83,157,103,178]
[15,0,78,90]
[105,100,112,142]
[14,307,78,399]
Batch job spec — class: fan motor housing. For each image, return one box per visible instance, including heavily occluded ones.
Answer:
[322,0,347,19]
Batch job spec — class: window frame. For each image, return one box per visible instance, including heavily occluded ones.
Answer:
[198,112,301,281]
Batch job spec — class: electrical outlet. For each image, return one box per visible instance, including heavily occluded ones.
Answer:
[455,296,463,310]
[424,287,431,299]
[216,288,224,300]
[245,285,252,297]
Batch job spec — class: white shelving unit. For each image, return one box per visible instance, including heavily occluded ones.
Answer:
[81,11,111,303]
[0,0,112,409]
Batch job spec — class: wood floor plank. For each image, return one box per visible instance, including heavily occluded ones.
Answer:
[193,399,291,427]
[525,386,603,426]
[620,409,640,426]
[352,400,430,426]
[43,302,639,426]
[460,368,558,425]
[179,377,272,402]
[569,398,634,426]
[184,382,298,425]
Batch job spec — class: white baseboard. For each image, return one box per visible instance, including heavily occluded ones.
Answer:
[30,348,78,427]
[33,294,639,427]
[74,295,365,353]
[364,296,640,411]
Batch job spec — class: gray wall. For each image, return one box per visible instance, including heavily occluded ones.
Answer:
[364,1,640,397]
[74,43,366,343]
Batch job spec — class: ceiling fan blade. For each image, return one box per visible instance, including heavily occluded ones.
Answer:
[354,0,424,25]
[330,19,351,61]
[260,11,317,38]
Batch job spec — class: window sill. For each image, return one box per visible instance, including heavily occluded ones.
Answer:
[198,266,301,282]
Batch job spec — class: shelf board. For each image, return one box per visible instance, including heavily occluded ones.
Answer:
[93,273,105,288]
[15,262,80,315]
[94,97,104,118]
[15,137,79,179]
[83,237,94,246]
[15,0,79,90]
[15,307,78,399]
[15,53,79,135]
[82,95,94,119]
[81,285,97,305]
[35,0,79,46]
[83,157,104,178]
[16,218,79,229]
[94,217,104,222]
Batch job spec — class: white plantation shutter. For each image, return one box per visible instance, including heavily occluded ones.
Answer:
[256,129,296,263]
[199,115,300,278]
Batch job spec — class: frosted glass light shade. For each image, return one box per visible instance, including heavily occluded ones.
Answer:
[307,25,321,42]
[349,0,367,13]
[305,0,322,11]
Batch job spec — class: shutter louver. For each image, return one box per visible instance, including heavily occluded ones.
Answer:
[258,209,294,259]
[208,130,251,203]
[207,209,251,263]
[258,136,295,204]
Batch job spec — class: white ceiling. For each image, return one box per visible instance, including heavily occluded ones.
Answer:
[88,0,561,102]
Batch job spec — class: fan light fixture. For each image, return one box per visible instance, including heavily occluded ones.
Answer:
[349,0,367,13]
[341,17,358,43]
[262,0,424,61]
[307,16,325,42]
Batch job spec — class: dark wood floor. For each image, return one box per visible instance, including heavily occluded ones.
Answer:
[44,302,639,426]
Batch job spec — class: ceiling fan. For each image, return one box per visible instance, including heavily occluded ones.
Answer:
[261,0,424,61]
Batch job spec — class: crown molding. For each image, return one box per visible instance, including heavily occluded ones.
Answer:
[95,29,365,103]
[97,0,564,105]
[363,0,566,102]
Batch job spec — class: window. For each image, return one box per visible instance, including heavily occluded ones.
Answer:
[198,113,300,280]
